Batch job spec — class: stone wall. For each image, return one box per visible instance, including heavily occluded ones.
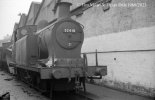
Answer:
[82,26,155,97]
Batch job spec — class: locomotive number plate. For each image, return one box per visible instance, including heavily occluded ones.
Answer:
[64,29,76,33]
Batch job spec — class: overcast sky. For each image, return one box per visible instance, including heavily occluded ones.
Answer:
[0,0,42,40]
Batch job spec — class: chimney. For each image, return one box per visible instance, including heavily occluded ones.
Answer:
[56,2,72,19]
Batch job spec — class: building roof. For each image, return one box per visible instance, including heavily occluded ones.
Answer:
[26,1,41,25]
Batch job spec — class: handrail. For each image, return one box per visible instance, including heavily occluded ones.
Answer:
[81,49,155,54]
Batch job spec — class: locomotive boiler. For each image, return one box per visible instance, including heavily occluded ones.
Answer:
[9,2,107,99]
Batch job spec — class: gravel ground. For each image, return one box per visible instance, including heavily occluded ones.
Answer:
[0,70,92,100]
[0,69,153,100]
[0,70,49,100]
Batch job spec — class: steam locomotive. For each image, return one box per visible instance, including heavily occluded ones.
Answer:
[0,42,12,72]
[1,2,107,99]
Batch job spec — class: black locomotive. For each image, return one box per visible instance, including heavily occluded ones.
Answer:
[0,42,12,72]
[0,2,107,99]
